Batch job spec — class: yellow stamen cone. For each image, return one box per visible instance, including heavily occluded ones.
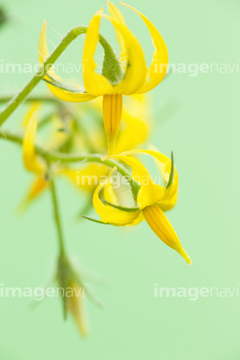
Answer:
[102,94,123,155]
[143,204,192,264]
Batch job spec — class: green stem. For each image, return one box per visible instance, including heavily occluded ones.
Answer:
[49,175,66,257]
[0,128,141,192]
[0,26,122,125]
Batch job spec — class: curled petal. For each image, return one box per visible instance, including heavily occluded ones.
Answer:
[120,149,178,208]
[158,191,178,212]
[21,102,40,128]
[82,10,114,96]
[107,1,128,70]
[120,2,168,93]
[103,179,118,205]
[102,14,148,95]
[143,204,191,264]
[23,110,45,174]
[109,154,162,208]
[38,21,55,77]
[45,82,97,103]
[93,174,140,225]
[39,21,95,102]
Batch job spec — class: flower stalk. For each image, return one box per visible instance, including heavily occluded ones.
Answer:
[0,25,121,125]
[49,174,66,257]
[0,128,141,194]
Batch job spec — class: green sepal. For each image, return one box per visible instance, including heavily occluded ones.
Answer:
[166,151,174,189]
[57,253,104,317]
[82,215,110,225]
[44,74,87,93]
[103,200,139,212]
[57,255,72,320]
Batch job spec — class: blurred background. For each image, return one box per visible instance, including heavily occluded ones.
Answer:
[0,0,240,359]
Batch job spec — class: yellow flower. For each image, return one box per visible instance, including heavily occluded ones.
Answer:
[38,2,168,154]
[92,150,192,264]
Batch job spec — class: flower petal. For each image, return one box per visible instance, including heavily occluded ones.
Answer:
[107,1,128,70]
[23,110,45,174]
[59,164,108,193]
[27,176,48,200]
[102,14,148,95]
[17,176,48,213]
[115,105,148,153]
[21,102,40,128]
[143,204,191,264]
[109,154,161,208]
[103,178,118,205]
[120,2,168,93]
[39,21,95,102]
[82,10,114,96]
[119,149,178,208]
[93,174,140,225]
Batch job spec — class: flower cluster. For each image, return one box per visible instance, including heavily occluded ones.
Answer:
[0,1,191,336]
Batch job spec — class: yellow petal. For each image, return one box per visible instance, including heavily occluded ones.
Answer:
[115,107,148,153]
[39,21,95,102]
[103,178,118,204]
[107,1,128,70]
[23,110,45,174]
[38,20,56,78]
[102,14,147,95]
[143,204,191,264]
[82,10,114,96]
[109,154,160,208]
[27,176,48,200]
[120,149,178,208]
[59,164,108,193]
[127,211,144,226]
[102,94,123,155]
[21,102,40,128]
[93,175,140,225]
[158,191,178,212]
[67,281,89,337]
[120,2,168,93]
[17,176,48,213]
[46,84,97,103]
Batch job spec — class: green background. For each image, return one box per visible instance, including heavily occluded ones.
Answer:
[0,0,240,359]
